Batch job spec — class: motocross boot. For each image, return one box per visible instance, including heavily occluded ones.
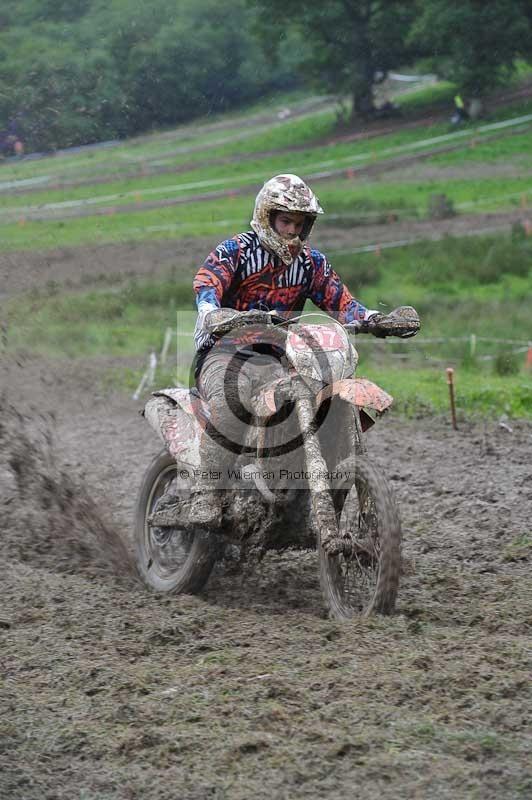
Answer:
[189,486,222,530]
[189,430,224,530]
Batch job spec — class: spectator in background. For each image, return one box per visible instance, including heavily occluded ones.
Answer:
[452,93,469,124]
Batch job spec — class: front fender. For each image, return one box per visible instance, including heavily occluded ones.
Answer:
[317,377,393,417]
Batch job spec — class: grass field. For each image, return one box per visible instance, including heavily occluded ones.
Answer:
[2,172,532,252]
[5,231,531,418]
[2,78,531,418]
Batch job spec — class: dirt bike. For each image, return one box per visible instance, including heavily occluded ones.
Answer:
[134,306,419,619]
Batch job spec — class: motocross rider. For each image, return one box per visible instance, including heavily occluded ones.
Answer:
[191,174,411,528]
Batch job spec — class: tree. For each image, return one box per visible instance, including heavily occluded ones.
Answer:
[0,0,301,150]
[252,0,418,120]
[410,0,532,100]
[123,0,289,133]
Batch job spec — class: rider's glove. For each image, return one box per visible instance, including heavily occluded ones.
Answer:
[346,310,382,334]
[366,312,387,338]
[345,309,380,333]
[197,301,219,333]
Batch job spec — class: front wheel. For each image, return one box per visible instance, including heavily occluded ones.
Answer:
[319,456,401,618]
[134,449,216,593]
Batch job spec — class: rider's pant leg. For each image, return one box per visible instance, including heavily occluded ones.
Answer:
[197,351,255,482]
[197,349,286,485]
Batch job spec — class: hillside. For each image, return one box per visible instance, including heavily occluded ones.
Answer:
[2,80,531,416]
[1,81,531,800]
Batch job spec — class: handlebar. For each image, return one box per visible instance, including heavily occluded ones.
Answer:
[204,308,289,337]
[204,306,420,340]
[346,306,420,339]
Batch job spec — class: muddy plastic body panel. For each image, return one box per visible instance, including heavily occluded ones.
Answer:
[144,378,392,460]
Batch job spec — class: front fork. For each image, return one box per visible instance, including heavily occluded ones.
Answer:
[294,391,351,556]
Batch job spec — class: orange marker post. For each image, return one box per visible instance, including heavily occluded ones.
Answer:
[446,368,458,430]
[525,344,532,370]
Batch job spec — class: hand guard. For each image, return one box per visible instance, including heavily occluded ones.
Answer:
[204,308,276,337]
[347,306,420,338]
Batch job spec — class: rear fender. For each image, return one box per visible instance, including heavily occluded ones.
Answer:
[144,388,208,467]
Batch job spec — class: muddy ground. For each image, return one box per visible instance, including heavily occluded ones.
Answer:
[0,349,530,800]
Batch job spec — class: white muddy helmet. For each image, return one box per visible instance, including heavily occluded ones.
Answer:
[250,174,323,265]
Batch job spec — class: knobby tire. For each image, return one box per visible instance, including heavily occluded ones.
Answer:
[318,456,401,618]
[134,449,216,593]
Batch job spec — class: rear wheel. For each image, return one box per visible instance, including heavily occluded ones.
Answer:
[134,450,216,593]
[319,456,401,618]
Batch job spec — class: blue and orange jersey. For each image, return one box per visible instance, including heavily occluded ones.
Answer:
[193,232,368,351]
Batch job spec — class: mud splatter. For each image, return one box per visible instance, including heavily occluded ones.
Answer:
[0,403,136,582]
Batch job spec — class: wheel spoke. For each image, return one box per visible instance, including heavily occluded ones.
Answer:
[320,458,400,617]
[135,451,216,594]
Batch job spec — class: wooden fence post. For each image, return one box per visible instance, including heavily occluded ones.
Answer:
[446,368,458,430]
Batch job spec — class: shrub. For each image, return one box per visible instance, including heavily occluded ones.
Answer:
[493,350,520,376]
[331,254,381,287]
[427,193,455,220]
[480,240,531,284]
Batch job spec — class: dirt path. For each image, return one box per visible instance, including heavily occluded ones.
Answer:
[0,236,214,301]
[0,353,530,799]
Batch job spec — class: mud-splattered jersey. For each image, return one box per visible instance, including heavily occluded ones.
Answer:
[193,232,368,351]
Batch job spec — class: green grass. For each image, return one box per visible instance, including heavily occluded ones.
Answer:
[4,231,531,418]
[428,126,532,167]
[4,108,532,215]
[396,80,456,112]
[360,366,532,419]
[3,173,532,252]
[0,198,252,251]
[3,143,528,216]
[4,281,198,359]
[338,233,532,340]
[1,65,531,193]
[0,115,455,210]
[3,89,532,216]
[0,106,338,187]
[2,102,532,257]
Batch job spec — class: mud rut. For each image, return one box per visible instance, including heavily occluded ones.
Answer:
[0,349,530,800]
